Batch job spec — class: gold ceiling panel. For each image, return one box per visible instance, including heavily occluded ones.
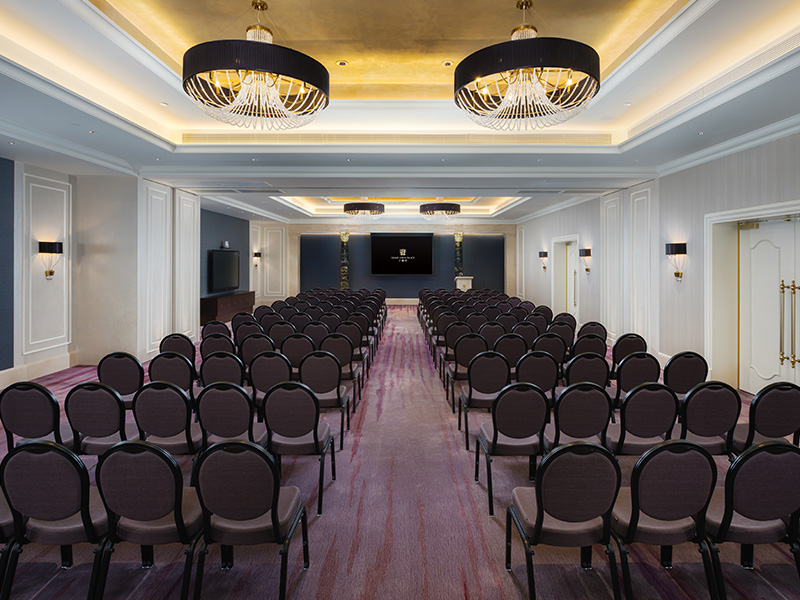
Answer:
[90,0,688,100]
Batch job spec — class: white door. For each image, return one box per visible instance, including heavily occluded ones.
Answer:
[739,221,800,393]
[566,242,578,318]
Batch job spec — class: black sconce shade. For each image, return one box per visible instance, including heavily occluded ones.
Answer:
[665,243,687,255]
[38,242,63,254]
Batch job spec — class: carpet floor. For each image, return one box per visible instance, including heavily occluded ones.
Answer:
[2,306,798,599]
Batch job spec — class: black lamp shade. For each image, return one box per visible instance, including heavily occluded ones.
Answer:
[344,202,384,215]
[253,252,262,258]
[539,251,548,258]
[38,241,63,254]
[419,202,461,215]
[579,248,592,257]
[665,243,687,255]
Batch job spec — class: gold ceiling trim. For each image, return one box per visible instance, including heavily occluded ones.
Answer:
[182,132,612,146]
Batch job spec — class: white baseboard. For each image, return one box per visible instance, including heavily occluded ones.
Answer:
[0,353,74,387]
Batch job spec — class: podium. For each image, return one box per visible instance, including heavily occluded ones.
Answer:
[454,276,473,291]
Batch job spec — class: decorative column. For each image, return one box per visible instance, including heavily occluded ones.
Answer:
[454,232,464,277]
[340,231,350,290]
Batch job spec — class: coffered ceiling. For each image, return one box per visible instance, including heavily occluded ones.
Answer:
[0,0,799,223]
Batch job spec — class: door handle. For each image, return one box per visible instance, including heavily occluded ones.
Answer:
[780,279,787,365]
[573,269,577,307]
[792,280,797,368]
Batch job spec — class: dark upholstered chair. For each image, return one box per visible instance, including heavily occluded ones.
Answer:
[263,382,336,515]
[238,333,276,374]
[299,351,351,450]
[531,333,567,369]
[459,351,511,450]
[525,312,549,333]
[319,312,342,332]
[552,312,577,329]
[335,321,370,377]
[254,305,275,321]
[532,304,553,324]
[160,333,197,374]
[132,382,202,455]
[511,321,540,350]
[320,333,362,409]
[613,352,661,408]
[680,381,741,457]
[233,321,264,348]
[0,442,107,598]
[267,321,297,350]
[577,321,608,343]
[271,300,288,311]
[510,306,529,322]
[305,305,324,321]
[466,312,489,332]
[199,351,245,387]
[546,321,575,352]
[258,311,282,332]
[705,441,800,599]
[605,383,679,455]
[663,351,708,399]
[446,333,489,413]
[483,305,503,322]
[231,311,256,332]
[476,383,548,516]
[544,383,613,451]
[192,441,309,600]
[516,351,560,406]
[97,351,144,409]
[197,383,267,448]
[519,300,535,313]
[496,313,520,332]
[610,333,647,380]
[200,333,235,361]
[437,321,471,381]
[611,440,718,599]
[731,381,800,453]
[149,352,198,404]
[95,441,203,599]
[0,381,75,452]
[479,321,507,348]
[493,333,528,379]
[278,306,299,320]
[506,442,622,600]
[280,333,315,378]
[0,488,13,592]
[65,382,138,455]
[201,320,231,339]
[570,334,608,362]
[564,353,610,388]
[302,321,331,349]
[288,312,313,332]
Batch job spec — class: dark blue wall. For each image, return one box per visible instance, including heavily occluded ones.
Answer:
[300,233,505,297]
[200,209,250,298]
[0,157,13,371]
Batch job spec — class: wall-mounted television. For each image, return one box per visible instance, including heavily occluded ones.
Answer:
[371,233,434,276]
[209,249,240,293]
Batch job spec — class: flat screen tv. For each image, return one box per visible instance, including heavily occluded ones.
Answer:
[210,249,240,293]
[371,233,434,276]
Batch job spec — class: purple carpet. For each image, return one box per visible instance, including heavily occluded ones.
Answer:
[2,307,796,599]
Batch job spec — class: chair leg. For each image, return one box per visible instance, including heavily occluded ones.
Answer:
[605,543,622,600]
[485,450,494,517]
[523,540,537,600]
[141,545,154,568]
[697,539,719,600]
[0,540,14,595]
[339,408,345,451]
[330,437,337,481]
[612,534,632,600]
[505,509,513,571]
[301,507,310,569]
[180,535,200,600]
[463,404,470,450]
[475,441,480,482]
[661,545,673,569]
[581,546,593,570]
[220,545,234,570]
[707,539,727,600]
[318,450,326,517]
[0,542,22,600]
[529,455,536,482]
[95,540,115,600]
[740,544,754,569]
[60,545,73,569]
[193,540,208,600]
[87,539,107,600]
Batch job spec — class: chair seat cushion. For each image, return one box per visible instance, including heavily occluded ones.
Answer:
[26,487,108,546]
[207,422,268,448]
[316,386,350,408]
[459,389,496,409]
[611,488,696,546]
[19,423,77,450]
[681,431,728,455]
[342,363,361,381]
[605,423,665,455]
[478,424,540,456]
[705,488,787,544]
[446,364,468,381]
[270,422,331,455]
[512,487,605,547]
[81,422,142,455]
[543,422,602,451]
[207,486,302,546]
[731,424,784,453]
[146,422,203,455]
[116,487,203,545]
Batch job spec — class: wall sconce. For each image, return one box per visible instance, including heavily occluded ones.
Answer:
[579,248,592,273]
[539,251,548,270]
[253,251,262,268]
[38,241,63,281]
[666,242,687,282]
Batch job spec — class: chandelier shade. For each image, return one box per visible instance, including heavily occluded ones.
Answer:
[344,202,385,216]
[454,1,600,131]
[419,202,461,217]
[182,3,329,130]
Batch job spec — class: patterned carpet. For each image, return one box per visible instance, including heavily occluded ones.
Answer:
[2,306,797,599]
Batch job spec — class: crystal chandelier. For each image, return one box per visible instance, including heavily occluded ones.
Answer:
[454,0,600,131]
[420,198,461,220]
[344,198,385,220]
[182,1,329,130]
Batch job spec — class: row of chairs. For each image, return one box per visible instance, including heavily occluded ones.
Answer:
[0,439,309,600]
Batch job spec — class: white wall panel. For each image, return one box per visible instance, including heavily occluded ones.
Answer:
[138,180,173,358]
[22,175,71,355]
[251,225,262,300]
[630,189,651,339]
[265,227,285,297]
[601,194,621,342]
[173,190,200,341]
[516,226,525,299]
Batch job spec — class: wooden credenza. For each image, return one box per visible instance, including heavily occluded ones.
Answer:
[200,291,255,325]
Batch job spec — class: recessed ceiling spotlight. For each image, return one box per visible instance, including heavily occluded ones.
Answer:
[160,102,169,106]
[441,158,447,162]
[336,60,348,67]
[88,130,96,134]
[156,158,161,161]
[697,131,704,136]
[252,158,258,162]
[633,159,639,163]
[442,60,454,67]
[346,158,352,162]
[537,158,542,162]
[8,141,16,145]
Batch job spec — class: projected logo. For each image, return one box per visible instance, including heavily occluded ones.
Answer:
[392,248,413,263]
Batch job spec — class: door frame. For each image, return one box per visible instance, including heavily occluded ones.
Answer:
[705,199,800,384]
[551,234,580,323]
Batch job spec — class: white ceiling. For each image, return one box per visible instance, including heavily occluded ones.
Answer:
[0,0,799,223]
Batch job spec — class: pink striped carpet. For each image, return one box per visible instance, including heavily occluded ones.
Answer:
[2,306,796,599]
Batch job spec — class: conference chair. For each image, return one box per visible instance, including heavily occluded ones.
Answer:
[196,382,267,448]
[731,381,800,453]
[459,351,511,450]
[663,351,709,400]
[544,383,614,451]
[0,381,75,452]
[679,381,741,457]
[604,383,679,455]
[65,382,137,455]
[132,382,202,455]
[97,351,144,409]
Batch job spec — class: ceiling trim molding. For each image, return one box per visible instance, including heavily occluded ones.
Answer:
[658,113,800,177]
[0,116,136,175]
[284,216,520,226]
[174,142,620,155]
[513,194,602,225]
[201,195,290,223]
[0,56,176,153]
